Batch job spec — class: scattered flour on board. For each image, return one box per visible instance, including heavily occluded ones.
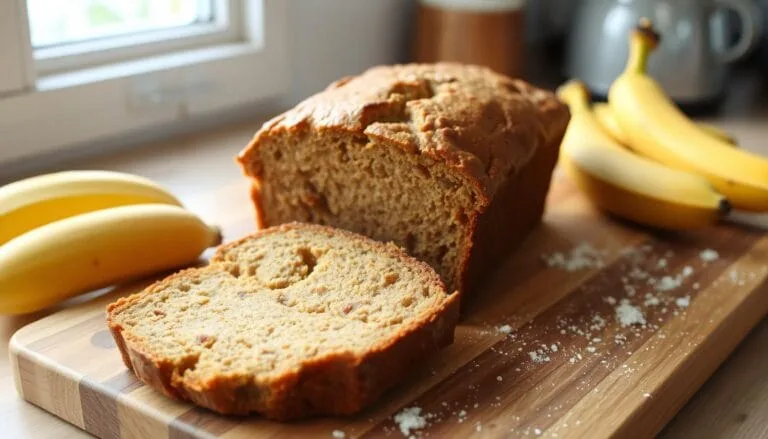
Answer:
[331,430,346,439]
[394,407,428,437]
[656,276,680,291]
[615,301,646,327]
[676,296,690,308]
[644,293,660,306]
[497,324,513,335]
[590,315,607,331]
[700,249,720,262]
[529,350,551,363]
[656,266,695,292]
[628,266,649,280]
[543,242,604,271]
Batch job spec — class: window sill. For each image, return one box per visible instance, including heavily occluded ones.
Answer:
[37,42,265,92]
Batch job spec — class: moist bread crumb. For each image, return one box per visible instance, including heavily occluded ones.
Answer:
[107,223,459,420]
[238,62,570,295]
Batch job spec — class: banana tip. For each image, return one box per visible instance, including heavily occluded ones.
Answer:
[556,80,590,104]
[210,225,224,247]
[719,198,732,217]
[635,18,661,47]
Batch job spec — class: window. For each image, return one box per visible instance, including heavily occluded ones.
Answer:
[28,0,211,48]
[28,0,244,75]
[0,0,288,166]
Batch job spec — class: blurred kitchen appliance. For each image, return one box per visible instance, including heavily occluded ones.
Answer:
[759,0,768,70]
[566,0,763,103]
[526,0,577,45]
[414,0,526,78]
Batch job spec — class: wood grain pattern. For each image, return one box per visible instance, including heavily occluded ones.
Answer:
[9,174,768,439]
[659,318,768,438]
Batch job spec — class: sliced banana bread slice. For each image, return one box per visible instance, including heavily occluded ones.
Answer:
[106,223,459,420]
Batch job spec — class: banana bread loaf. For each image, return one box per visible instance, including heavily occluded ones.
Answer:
[238,63,570,295]
[107,223,459,420]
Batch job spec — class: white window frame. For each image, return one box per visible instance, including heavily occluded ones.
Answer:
[0,0,289,167]
[0,0,34,96]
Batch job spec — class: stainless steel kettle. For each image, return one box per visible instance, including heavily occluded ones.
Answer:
[566,0,763,103]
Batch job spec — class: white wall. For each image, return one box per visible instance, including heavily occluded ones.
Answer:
[282,0,416,106]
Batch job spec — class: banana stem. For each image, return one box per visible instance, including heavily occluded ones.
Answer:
[625,19,661,75]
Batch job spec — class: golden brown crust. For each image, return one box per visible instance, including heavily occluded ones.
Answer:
[461,128,563,296]
[106,223,459,420]
[238,62,569,201]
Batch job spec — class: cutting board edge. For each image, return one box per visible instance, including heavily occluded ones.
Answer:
[9,335,89,434]
[629,281,768,439]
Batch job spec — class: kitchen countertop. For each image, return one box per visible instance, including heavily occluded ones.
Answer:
[1,79,767,437]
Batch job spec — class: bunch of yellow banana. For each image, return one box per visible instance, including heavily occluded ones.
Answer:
[0,171,221,315]
[557,81,729,230]
[607,19,768,212]
[559,18,768,229]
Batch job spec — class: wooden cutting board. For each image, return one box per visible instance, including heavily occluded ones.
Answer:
[10,174,768,439]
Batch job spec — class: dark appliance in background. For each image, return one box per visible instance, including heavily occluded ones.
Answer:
[759,0,768,71]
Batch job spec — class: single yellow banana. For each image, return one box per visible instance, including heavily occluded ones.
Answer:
[0,170,182,245]
[608,19,768,211]
[593,102,737,147]
[0,204,221,315]
[557,80,729,230]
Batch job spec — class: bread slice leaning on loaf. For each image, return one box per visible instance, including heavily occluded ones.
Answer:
[238,62,570,296]
[107,223,459,420]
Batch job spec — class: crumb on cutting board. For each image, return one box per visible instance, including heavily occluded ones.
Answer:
[529,349,551,364]
[615,301,646,327]
[699,249,719,262]
[394,407,428,437]
[543,242,604,272]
